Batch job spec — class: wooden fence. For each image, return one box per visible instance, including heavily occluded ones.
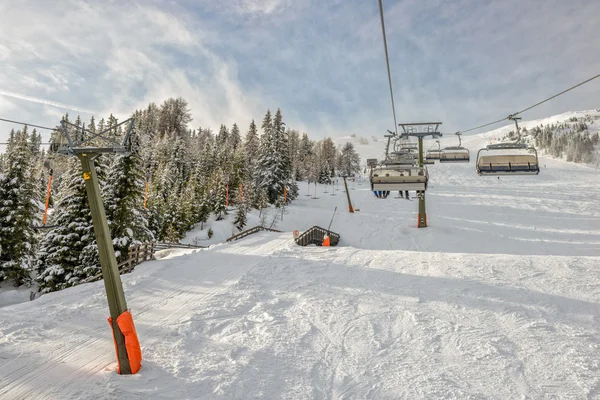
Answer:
[226,225,282,242]
[79,242,206,285]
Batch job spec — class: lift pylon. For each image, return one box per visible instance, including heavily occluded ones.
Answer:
[398,122,443,228]
[50,117,141,375]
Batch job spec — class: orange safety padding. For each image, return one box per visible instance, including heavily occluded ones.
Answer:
[107,317,121,374]
[322,236,331,247]
[116,310,142,374]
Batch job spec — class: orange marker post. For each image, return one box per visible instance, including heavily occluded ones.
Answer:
[42,169,53,225]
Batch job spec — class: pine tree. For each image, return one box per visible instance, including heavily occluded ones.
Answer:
[297,133,313,181]
[233,202,248,231]
[36,157,98,292]
[0,126,38,285]
[158,97,192,139]
[244,120,260,166]
[338,142,361,177]
[196,185,211,230]
[229,123,241,151]
[104,131,154,263]
[254,109,287,204]
[321,137,337,178]
[212,170,227,220]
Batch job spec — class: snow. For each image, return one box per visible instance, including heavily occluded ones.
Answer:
[0,284,34,307]
[1,114,600,398]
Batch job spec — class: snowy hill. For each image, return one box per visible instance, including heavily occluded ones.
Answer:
[1,109,600,399]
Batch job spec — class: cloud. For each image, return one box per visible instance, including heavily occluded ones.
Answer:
[0,0,599,146]
[0,90,97,114]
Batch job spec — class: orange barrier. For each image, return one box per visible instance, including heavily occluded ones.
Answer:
[322,235,331,246]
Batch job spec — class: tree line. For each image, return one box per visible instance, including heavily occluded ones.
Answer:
[0,97,361,292]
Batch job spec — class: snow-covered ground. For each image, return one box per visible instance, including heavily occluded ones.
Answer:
[1,123,600,398]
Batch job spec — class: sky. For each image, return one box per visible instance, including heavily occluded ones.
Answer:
[0,0,599,146]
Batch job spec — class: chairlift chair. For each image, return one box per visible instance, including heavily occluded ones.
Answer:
[439,133,470,163]
[475,115,540,176]
[388,151,416,165]
[370,165,428,191]
[439,147,470,163]
[476,143,540,175]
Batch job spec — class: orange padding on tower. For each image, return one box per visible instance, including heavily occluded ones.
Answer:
[108,310,143,374]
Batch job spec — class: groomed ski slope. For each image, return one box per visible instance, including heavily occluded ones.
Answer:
[1,130,600,399]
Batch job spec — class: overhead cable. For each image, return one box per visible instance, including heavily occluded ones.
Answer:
[377,0,399,136]
[0,117,56,131]
[458,72,600,134]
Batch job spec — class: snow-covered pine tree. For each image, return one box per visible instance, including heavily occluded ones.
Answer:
[147,135,189,240]
[195,184,211,230]
[0,126,38,285]
[272,109,297,203]
[233,202,248,231]
[211,170,227,221]
[244,120,260,167]
[216,124,230,167]
[321,137,337,178]
[254,109,287,204]
[158,97,192,140]
[36,157,98,292]
[175,174,199,234]
[338,142,361,177]
[297,133,313,181]
[229,123,241,152]
[104,130,154,263]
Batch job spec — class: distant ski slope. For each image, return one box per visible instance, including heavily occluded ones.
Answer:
[1,109,600,399]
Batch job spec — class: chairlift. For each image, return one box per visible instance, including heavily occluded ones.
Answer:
[439,133,470,163]
[370,165,428,191]
[475,117,540,175]
[425,140,441,160]
[388,151,416,165]
[476,143,540,175]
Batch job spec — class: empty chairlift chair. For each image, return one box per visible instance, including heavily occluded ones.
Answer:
[370,166,428,192]
[388,151,417,165]
[439,133,470,163]
[439,147,470,163]
[476,143,540,175]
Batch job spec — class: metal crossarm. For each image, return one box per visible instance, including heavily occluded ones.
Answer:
[56,118,135,156]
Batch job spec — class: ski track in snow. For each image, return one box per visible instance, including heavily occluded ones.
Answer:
[1,131,600,399]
